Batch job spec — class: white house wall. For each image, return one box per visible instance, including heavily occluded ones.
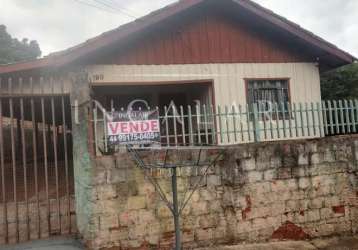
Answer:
[87,63,321,106]
[87,63,322,143]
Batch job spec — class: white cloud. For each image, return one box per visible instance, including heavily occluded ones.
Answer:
[254,0,358,56]
[0,0,356,57]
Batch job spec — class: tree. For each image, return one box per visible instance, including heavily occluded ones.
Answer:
[321,63,358,100]
[0,24,41,64]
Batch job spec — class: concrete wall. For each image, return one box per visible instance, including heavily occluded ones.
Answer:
[69,72,95,243]
[81,135,358,249]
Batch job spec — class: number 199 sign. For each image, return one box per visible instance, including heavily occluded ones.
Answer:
[107,110,161,145]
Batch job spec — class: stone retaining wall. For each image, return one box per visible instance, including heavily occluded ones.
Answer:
[82,135,358,249]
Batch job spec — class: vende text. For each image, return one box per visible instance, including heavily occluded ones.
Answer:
[108,120,160,136]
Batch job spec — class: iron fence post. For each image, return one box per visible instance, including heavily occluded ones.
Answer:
[253,103,261,142]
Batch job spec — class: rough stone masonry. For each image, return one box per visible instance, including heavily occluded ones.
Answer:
[79,135,358,250]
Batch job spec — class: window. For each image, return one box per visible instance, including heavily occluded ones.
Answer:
[246,79,290,119]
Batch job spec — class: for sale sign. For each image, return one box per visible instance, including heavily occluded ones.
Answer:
[107,110,160,145]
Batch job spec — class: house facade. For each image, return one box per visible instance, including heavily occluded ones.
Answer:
[0,0,356,248]
[0,0,355,145]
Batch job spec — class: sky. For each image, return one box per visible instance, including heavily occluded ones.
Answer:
[0,0,357,58]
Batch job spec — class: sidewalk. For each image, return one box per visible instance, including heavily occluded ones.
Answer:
[196,236,358,250]
[0,235,357,250]
[0,237,84,250]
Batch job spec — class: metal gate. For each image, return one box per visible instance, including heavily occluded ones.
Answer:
[0,77,75,244]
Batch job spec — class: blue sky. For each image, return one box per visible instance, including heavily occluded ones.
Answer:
[1,0,357,57]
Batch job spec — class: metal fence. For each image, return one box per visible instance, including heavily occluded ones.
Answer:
[0,77,75,244]
[92,99,358,154]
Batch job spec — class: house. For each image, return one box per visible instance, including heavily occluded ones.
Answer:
[0,0,356,146]
[0,0,356,248]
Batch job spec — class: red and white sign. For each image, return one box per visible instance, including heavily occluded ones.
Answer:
[107,110,160,145]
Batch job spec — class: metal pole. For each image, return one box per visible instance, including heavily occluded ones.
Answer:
[171,167,181,250]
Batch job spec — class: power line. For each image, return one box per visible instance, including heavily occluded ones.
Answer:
[105,0,141,16]
[92,0,138,19]
[95,0,140,18]
[72,0,123,15]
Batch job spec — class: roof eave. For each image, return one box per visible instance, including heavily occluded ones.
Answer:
[0,0,356,75]
[233,0,356,64]
[0,57,55,74]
